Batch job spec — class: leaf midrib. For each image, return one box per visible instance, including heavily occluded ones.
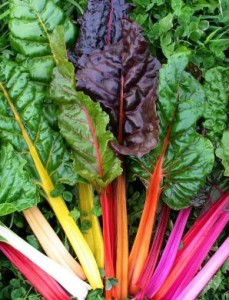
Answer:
[0,80,54,195]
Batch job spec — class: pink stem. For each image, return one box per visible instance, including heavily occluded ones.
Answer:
[135,205,170,298]
[167,210,229,299]
[145,207,191,298]
[175,237,229,300]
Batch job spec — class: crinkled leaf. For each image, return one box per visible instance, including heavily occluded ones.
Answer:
[76,20,161,157]
[216,130,229,176]
[0,60,78,189]
[9,0,76,83]
[129,53,214,209]
[203,67,229,143]
[0,144,39,216]
[68,0,130,64]
[49,27,122,191]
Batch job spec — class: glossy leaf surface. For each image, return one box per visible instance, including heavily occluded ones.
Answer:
[68,0,130,64]
[76,20,160,157]
[129,53,214,209]
[0,60,77,187]
[203,67,229,143]
[50,27,122,191]
[0,59,103,289]
[216,130,229,176]
[0,144,39,216]
[9,0,75,83]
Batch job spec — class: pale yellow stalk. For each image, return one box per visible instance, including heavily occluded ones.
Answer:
[23,206,85,279]
[78,183,104,269]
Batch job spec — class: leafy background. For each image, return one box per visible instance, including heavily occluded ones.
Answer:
[0,0,228,299]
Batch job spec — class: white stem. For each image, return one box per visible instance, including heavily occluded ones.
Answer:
[176,237,229,300]
[0,225,91,300]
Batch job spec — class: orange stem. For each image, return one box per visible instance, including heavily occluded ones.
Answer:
[128,127,171,295]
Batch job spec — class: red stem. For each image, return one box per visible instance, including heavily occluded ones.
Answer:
[100,190,117,299]
[118,76,125,143]
[136,205,170,295]
[169,212,229,300]
[106,0,114,45]
[83,106,103,176]
[0,243,71,300]
[154,193,229,299]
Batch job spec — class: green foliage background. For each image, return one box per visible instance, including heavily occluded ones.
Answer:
[0,0,228,299]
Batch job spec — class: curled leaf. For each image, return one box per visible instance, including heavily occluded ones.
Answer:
[9,0,76,83]
[129,53,214,209]
[0,60,78,187]
[216,130,229,176]
[68,0,130,64]
[76,20,161,157]
[50,26,122,191]
[203,67,229,143]
[0,144,39,216]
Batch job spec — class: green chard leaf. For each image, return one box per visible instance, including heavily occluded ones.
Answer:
[49,27,122,191]
[216,130,229,176]
[9,0,76,83]
[8,1,122,190]
[0,60,77,190]
[129,53,214,209]
[203,67,229,143]
[0,59,104,290]
[0,144,39,216]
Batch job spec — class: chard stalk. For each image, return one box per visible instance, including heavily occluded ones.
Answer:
[145,208,191,298]
[0,225,91,299]
[175,237,229,300]
[23,206,85,279]
[0,243,71,300]
[136,205,170,298]
[154,193,229,299]
[167,209,229,299]
[128,128,171,294]
[116,173,129,299]
[0,81,103,289]
[78,183,104,269]
[100,187,117,299]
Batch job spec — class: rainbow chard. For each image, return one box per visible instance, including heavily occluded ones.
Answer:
[0,144,84,279]
[7,0,104,288]
[70,7,160,296]
[136,205,170,295]
[0,144,85,278]
[0,225,91,299]
[0,243,71,300]
[49,26,123,292]
[128,53,214,294]
[76,19,160,156]
[0,58,102,288]
[155,193,229,300]
[175,237,229,300]
[140,208,191,298]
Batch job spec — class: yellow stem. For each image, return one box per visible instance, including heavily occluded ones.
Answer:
[78,183,104,269]
[0,81,103,289]
[23,206,85,279]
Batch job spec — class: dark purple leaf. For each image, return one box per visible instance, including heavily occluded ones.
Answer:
[76,19,161,157]
[68,0,130,64]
